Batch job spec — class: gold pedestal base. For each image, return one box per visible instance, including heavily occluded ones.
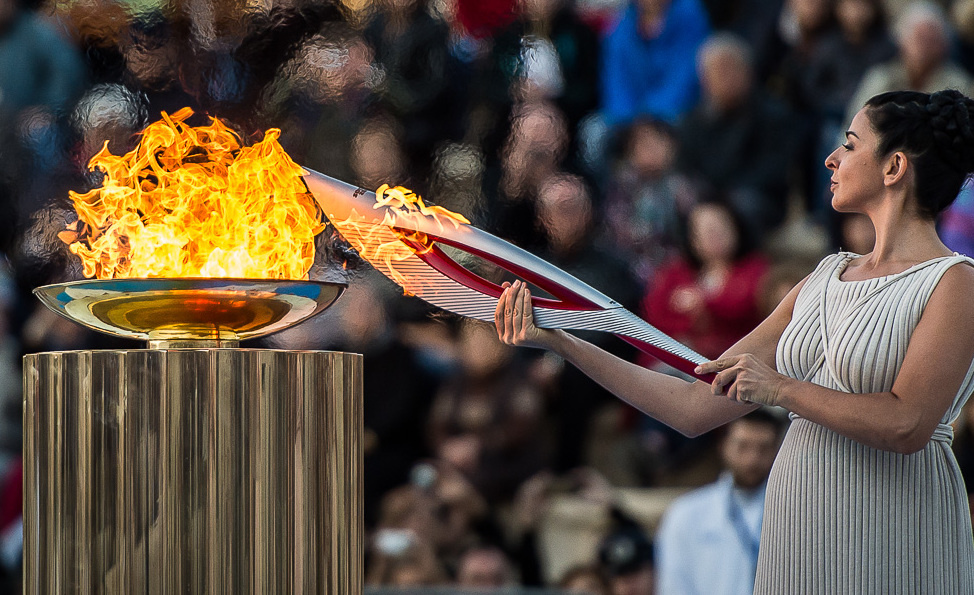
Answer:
[23,349,362,594]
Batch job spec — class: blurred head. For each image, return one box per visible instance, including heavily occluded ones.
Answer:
[720,410,784,489]
[559,564,611,595]
[457,319,513,377]
[598,526,655,595]
[686,199,747,266]
[521,0,563,21]
[789,0,834,34]
[894,2,949,81]
[377,485,443,544]
[836,0,886,41]
[351,116,406,189]
[455,545,517,587]
[636,0,671,18]
[537,173,594,254]
[698,33,754,111]
[622,118,677,178]
[503,101,569,194]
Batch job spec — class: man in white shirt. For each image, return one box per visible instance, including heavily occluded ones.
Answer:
[654,409,785,595]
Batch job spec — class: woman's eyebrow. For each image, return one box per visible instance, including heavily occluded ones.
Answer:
[845,131,860,139]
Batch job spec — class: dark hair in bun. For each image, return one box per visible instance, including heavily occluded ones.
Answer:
[865,89,974,218]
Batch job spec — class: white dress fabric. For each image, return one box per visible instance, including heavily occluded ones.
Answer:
[756,252,974,594]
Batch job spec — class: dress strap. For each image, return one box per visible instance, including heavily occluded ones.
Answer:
[931,423,955,444]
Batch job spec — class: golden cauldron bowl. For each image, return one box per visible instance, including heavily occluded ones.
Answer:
[33,278,346,348]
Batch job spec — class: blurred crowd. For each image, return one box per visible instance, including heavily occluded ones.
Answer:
[2,0,974,592]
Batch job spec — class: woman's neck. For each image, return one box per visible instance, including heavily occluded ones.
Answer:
[863,207,949,267]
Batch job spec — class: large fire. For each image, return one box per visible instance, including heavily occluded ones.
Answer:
[332,184,470,289]
[60,108,325,279]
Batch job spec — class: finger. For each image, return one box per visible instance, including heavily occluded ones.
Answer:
[521,285,533,334]
[696,357,731,375]
[495,287,510,337]
[711,367,739,395]
[504,281,523,341]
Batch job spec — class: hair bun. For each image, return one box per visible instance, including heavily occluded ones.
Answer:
[927,90,974,174]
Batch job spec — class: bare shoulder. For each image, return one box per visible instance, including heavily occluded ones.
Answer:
[923,258,974,325]
[933,258,974,297]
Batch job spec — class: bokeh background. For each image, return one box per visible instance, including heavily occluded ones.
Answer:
[3,0,974,592]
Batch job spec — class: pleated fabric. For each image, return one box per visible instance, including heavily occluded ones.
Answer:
[756,252,974,594]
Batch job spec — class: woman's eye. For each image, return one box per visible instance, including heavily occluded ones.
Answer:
[842,143,853,150]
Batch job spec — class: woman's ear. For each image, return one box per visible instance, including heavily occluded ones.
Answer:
[883,151,909,187]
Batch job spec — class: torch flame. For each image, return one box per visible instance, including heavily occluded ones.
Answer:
[60,107,325,279]
[332,184,470,289]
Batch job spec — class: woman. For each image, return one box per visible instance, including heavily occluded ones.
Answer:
[494,89,974,592]
[642,198,769,361]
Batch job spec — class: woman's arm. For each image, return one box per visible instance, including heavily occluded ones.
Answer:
[700,263,974,454]
[495,277,806,437]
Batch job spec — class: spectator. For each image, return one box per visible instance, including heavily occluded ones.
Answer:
[654,409,786,595]
[844,2,974,132]
[602,117,698,281]
[559,564,611,595]
[765,0,837,114]
[282,25,378,182]
[478,0,601,159]
[363,0,463,187]
[803,0,897,224]
[676,32,800,242]
[699,0,785,82]
[367,484,450,586]
[600,0,710,128]
[455,544,519,588]
[534,173,642,472]
[806,0,897,128]
[427,319,549,502]
[598,522,656,595]
[641,199,769,363]
[485,99,571,249]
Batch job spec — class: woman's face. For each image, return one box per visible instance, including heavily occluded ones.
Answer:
[824,108,888,213]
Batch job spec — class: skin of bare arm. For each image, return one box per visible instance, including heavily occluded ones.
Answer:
[494,277,807,437]
[700,262,974,454]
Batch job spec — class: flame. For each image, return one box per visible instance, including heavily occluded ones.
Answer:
[333,184,470,289]
[60,107,325,279]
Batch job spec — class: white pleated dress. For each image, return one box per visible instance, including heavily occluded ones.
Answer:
[756,252,974,594]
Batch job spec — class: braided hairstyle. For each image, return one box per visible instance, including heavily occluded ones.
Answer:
[864,89,974,218]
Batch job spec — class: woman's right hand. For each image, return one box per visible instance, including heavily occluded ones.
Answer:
[494,280,560,350]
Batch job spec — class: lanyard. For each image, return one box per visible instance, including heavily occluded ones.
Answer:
[726,486,762,573]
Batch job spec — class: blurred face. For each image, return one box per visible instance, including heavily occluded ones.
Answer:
[824,108,888,213]
[538,177,592,251]
[721,419,780,489]
[351,121,405,188]
[610,567,654,595]
[700,48,752,110]
[458,322,511,376]
[688,204,738,264]
[837,0,878,39]
[456,549,512,587]
[900,19,947,78]
[563,573,608,595]
[629,124,675,177]
[790,0,832,31]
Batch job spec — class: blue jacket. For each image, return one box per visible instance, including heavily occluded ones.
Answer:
[601,0,709,126]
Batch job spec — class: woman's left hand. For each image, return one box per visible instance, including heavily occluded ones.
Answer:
[694,354,789,407]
